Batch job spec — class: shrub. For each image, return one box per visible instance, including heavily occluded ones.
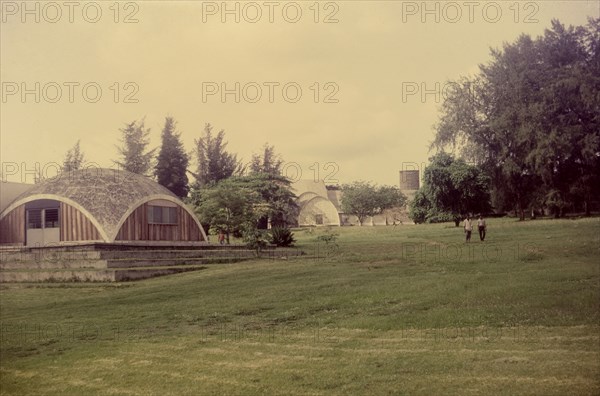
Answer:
[243,227,269,253]
[315,228,339,245]
[426,212,455,224]
[270,227,296,247]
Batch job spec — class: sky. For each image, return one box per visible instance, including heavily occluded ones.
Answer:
[1,0,597,187]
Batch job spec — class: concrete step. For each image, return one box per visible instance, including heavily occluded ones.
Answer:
[0,259,108,270]
[0,250,102,263]
[0,245,303,282]
[99,249,257,260]
[105,257,250,268]
[0,269,115,282]
[0,265,209,282]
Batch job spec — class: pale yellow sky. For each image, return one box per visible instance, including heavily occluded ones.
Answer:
[1,0,597,186]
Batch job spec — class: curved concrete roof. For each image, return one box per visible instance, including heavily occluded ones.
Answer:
[0,168,206,242]
[297,195,341,226]
[326,189,343,212]
[291,179,329,198]
[296,191,319,205]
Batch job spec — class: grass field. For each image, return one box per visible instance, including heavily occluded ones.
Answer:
[1,217,599,395]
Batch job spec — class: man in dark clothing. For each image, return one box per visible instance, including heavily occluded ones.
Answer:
[477,215,487,241]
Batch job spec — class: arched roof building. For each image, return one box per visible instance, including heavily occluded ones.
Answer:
[0,168,207,246]
[292,180,340,226]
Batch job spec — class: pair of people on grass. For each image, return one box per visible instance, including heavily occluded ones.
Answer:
[463,215,486,242]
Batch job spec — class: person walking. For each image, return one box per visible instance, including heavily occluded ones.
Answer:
[463,215,473,243]
[218,230,226,245]
[477,215,487,241]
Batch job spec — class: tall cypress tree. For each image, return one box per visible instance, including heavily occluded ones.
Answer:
[63,140,86,172]
[155,117,190,198]
[114,120,156,176]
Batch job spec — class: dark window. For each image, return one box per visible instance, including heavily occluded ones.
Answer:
[27,210,42,229]
[148,206,178,225]
[315,214,324,225]
[164,207,177,224]
[44,209,59,228]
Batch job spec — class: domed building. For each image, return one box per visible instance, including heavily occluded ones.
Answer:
[292,179,341,226]
[0,168,207,246]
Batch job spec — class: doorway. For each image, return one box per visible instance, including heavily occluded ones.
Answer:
[25,200,60,246]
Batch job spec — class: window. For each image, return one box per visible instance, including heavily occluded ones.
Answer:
[164,207,177,224]
[45,209,59,228]
[27,209,59,229]
[148,206,178,225]
[315,214,324,225]
[27,210,42,229]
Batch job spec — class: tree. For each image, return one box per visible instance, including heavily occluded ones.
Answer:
[114,120,156,176]
[433,18,600,219]
[192,123,241,187]
[409,153,491,226]
[155,117,190,198]
[341,182,407,226]
[378,185,408,210]
[230,173,298,228]
[408,189,433,224]
[532,19,600,216]
[194,179,265,244]
[62,140,85,172]
[249,143,283,176]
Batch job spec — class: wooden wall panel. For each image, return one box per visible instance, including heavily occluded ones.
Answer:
[59,202,101,242]
[116,203,203,242]
[0,204,25,245]
[1,202,101,245]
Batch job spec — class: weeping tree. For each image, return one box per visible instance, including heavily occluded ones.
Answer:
[432,18,600,218]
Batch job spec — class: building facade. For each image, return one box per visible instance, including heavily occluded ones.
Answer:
[0,168,207,246]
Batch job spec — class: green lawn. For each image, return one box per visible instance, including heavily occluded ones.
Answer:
[1,217,599,395]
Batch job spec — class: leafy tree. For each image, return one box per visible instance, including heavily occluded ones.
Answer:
[409,153,491,226]
[192,123,241,187]
[192,173,297,243]
[194,179,265,244]
[408,189,432,224]
[378,185,408,210]
[62,140,85,172]
[341,182,407,226]
[433,18,600,219]
[229,173,298,228]
[155,117,190,198]
[114,120,156,176]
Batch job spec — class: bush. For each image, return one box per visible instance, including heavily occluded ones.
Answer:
[270,227,296,247]
[426,212,455,224]
[243,227,269,253]
[315,228,339,245]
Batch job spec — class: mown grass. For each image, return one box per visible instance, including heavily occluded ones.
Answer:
[1,217,599,395]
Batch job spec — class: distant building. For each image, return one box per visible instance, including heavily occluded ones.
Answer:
[292,180,340,226]
[0,168,207,246]
[292,179,413,226]
[399,170,420,202]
